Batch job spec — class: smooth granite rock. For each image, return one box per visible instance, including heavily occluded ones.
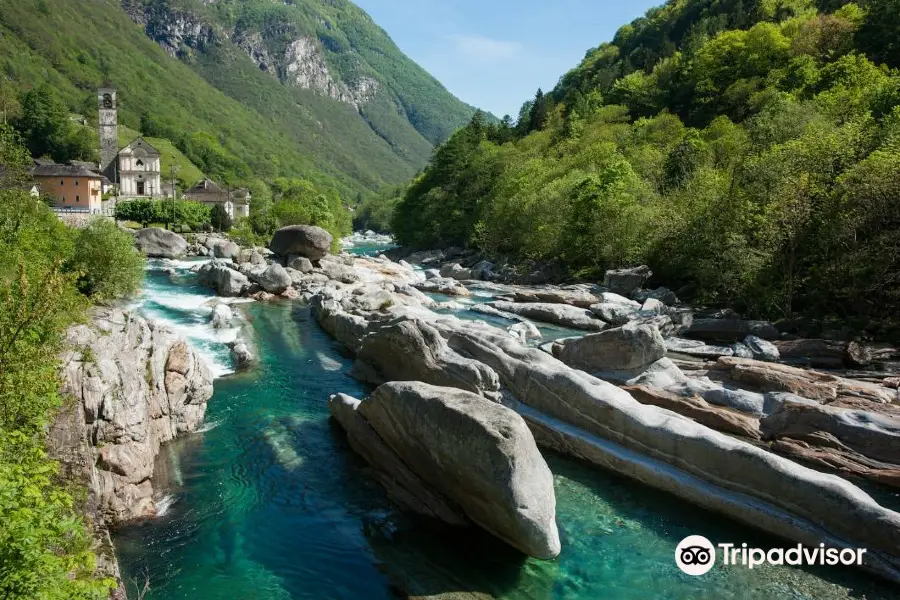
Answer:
[489,301,606,331]
[330,382,560,559]
[269,225,332,260]
[554,322,666,372]
[355,319,501,400]
[134,228,188,258]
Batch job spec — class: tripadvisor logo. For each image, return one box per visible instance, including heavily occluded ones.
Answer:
[675,535,867,576]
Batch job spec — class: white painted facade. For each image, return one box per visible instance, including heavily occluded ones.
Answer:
[118,138,162,197]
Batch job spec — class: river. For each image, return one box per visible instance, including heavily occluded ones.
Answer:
[113,256,896,599]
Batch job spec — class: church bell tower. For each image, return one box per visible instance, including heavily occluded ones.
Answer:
[98,87,117,178]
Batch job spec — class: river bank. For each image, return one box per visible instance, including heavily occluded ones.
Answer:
[102,229,900,599]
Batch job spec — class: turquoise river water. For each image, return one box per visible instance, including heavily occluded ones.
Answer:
[114,257,899,600]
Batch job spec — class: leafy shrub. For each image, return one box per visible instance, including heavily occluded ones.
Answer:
[68,218,146,301]
[115,199,211,231]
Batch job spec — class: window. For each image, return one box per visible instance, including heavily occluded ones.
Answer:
[76,196,79,203]
[75,179,79,186]
[136,159,144,167]
[60,180,64,185]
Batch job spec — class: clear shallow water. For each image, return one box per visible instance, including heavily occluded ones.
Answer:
[115,264,899,599]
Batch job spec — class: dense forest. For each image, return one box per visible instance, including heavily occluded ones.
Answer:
[392,0,900,331]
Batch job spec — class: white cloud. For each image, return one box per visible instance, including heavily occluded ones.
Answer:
[448,34,523,63]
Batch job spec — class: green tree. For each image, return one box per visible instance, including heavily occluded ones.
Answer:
[210,203,233,232]
[857,0,900,68]
[67,218,146,301]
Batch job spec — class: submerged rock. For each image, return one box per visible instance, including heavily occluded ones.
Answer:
[329,381,560,559]
[134,227,188,258]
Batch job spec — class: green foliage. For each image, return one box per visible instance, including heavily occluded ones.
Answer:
[115,199,211,231]
[391,1,900,327]
[270,177,352,248]
[68,218,146,301]
[353,188,402,233]
[14,85,97,163]
[209,203,232,232]
[0,126,116,597]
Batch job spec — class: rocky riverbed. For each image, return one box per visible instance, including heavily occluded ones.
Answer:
[85,226,900,597]
[143,224,899,584]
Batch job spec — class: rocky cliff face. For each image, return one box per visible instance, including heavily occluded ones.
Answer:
[50,307,214,524]
[122,0,216,59]
[122,1,377,110]
[47,307,212,596]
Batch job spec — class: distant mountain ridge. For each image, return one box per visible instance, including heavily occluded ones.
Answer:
[0,0,478,196]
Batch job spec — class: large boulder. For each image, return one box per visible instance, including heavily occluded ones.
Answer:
[603,265,652,296]
[288,255,314,273]
[439,262,473,280]
[589,302,639,326]
[355,319,501,399]
[252,263,292,294]
[511,288,600,309]
[134,228,188,258]
[329,382,560,559]
[269,225,332,260]
[197,260,250,297]
[744,335,780,362]
[412,278,471,297]
[209,239,240,259]
[554,322,666,372]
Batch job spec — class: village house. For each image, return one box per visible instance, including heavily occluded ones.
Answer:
[31,163,104,212]
[183,178,251,219]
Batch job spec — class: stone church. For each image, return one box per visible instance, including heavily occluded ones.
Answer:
[99,88,162,198]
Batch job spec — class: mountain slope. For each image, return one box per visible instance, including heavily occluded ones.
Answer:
[122,0,478,173]
[0,0,476,196]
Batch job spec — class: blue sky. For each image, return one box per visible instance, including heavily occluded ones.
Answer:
[353,0,662,117]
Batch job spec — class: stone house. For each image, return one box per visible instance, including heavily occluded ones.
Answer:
[183,178,251,219]
[31,164,104,212]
